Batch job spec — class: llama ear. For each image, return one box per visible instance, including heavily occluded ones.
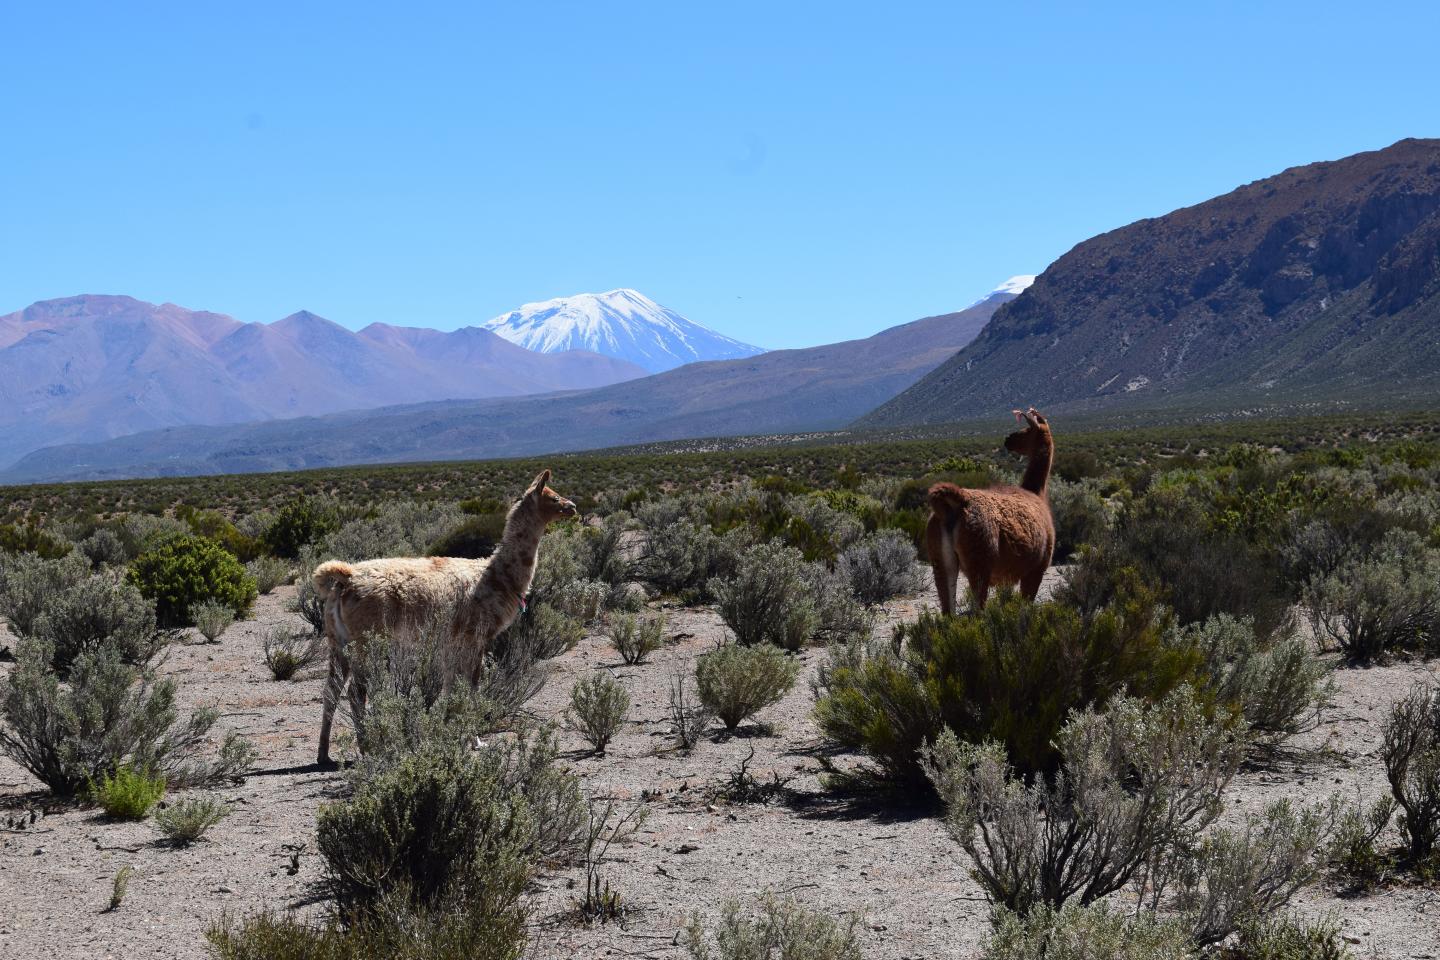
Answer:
[1012,409,1026,425]
[526,470,551,495]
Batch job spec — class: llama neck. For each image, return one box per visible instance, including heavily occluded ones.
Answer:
[476,505,546,622]
[1021,436,1054,496]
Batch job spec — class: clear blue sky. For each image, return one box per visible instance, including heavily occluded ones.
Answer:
[4,2,1437,349]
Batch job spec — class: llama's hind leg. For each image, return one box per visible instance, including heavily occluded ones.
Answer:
[347,670,369,754]
[926,514,960,615]
[318,646,350,768]
[965,567,992,612]
[1020,567,1045,602]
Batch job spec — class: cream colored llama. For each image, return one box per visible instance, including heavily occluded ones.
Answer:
[311,470,576,766]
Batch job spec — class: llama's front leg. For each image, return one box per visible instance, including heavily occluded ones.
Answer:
[318,647,350,768]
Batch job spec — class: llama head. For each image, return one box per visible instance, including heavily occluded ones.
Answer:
[523,469,578,523]
[1003,407,1051,459]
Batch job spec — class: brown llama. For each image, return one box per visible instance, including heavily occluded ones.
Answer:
[925,407,1056,615]
[310,469,576,766]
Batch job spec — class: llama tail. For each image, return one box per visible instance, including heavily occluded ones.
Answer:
[311,560,354,600]
[927,482,971,514]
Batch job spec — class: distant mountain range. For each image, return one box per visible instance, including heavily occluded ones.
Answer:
[482,288,765,372]
[10,140,1437,484]
[2,289,1016,482]
[862,138,1440,428]
[0,295,659,468]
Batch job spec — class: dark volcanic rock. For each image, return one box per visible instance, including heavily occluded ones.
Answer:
[860,138,1440,427]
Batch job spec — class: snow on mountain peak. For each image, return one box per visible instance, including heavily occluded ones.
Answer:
[966,275,1037,308]
[481,289,764,373]
[994,275,1037,296]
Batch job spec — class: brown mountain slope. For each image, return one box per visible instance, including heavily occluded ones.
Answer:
[860,138,1440,428]
[1,295,1007,482]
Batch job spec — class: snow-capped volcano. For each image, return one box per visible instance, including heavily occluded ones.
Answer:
[993,275,1036,296]
[967,275,1037,307]
[482,289,764,373]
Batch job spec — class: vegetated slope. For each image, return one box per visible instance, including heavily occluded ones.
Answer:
[0,296,645,467]
[1,293,1011,482]
[861,138,1440,428]
[481,288,765,372]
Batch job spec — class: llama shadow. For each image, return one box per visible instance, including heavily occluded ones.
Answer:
[247,759,349,777]
[783,782,938,824]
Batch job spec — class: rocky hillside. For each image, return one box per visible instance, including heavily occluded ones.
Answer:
[0,296,645,468]
[861,138,1440,428]
[2,292,1012,482]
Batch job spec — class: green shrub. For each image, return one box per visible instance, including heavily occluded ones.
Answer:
[264,497,340,559]
[90,763,166,819]
[305,502,463,565]
[316,747,536,925]
[1304,530,1440,662]
[79,528,128,568]
[156,796,231,845]
[549,578,608,623]
[1327,794,1396,891]
[609,612,665,665]
[176,506,264,562]
[114,513,190,558]
[262,627,322,681]
[206,901,525,960]
[291,549,328,635]
[685,896,863,960]
[1102,484,1293,636]
[668,671,714,749]
[0,637,255,796]
[0,522,73,559]
[107,865,133,912]
[695,643,800,732]
[1046,478,1110,563]
[0,552,91,638]
[245,555,292,595]
[192,599,236,643]
[1182,798,1335,946]
[633,508,740,599]
[523,526,593,608]
[710,541,819,650]
[1178,615,1332,747]
[566,672,629,753]
[493,604,583,667]
[983,903,1192,960]
[349,634,585,864]
[427,513,506,559]
[128,535,257,627]
[817,588,1201,784]
[1380,679,1440,861]
[835,530,920,605]
[924,689,1245,916]
[781,494,865,563]
[459,496,505,515]
[1226,914,1351,960]
[24,571,165,674]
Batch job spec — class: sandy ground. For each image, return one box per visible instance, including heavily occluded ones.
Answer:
[1,573,1438,960]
